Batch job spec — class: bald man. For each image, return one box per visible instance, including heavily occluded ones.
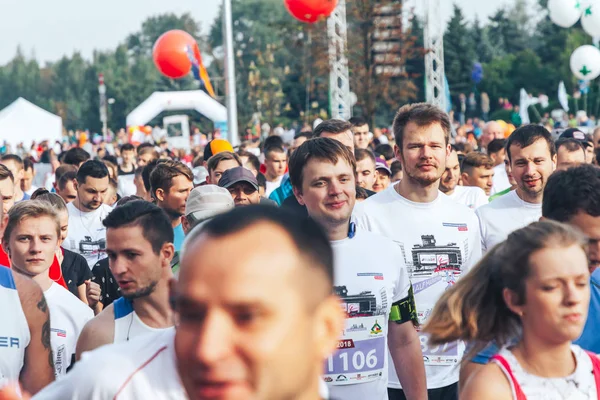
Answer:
[480,121,505,151]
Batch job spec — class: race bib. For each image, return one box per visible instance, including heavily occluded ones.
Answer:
[323,316,386,385]
[419,333,460,366]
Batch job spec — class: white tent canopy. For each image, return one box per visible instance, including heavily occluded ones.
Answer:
[0,98,63,149]
[126,90,227,127]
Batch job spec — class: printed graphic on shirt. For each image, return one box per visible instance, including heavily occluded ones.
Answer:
[323,285,388,385]
[76,236,106,259]
[396,233,469,366]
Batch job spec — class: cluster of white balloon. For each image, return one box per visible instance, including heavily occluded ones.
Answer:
[548,0,600,80]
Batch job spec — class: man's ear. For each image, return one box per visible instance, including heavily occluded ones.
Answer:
[155,188,165,202]
[461,172,469,184]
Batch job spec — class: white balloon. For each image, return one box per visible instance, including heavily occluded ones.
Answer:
[548,0,582,27]
[570,45,600,80]
[581,1,600,37]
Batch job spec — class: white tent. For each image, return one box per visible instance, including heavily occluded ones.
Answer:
[0,98,63,149]
[126,90,227,127]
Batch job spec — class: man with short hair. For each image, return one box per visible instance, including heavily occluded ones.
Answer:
[355,148,377,191]
[218,167,261,207]
[350,116,371,149]
[290,132,312,154]
[63,160,113,268]
[0,194,55,395]
[182,185,234,234]
[556,138,586,171]
[460,152,495,196]
[21,158,37,197]
[150,160,194,252]
[1,155,28,202]
[4,201,93,377]
[32,207,345,400]
[205,151,242,186]
[76,201,175,358]
[237,150,260,177]
[55,170,77,204]
[355,103,482,399]
[264,146,288,197]
[0,165,15,216]
[559,128,593,164]
[314,119,355,151]
[440,148,487,210]
[117,143,137,197]
[487,139,506,167]
[291,137,427,400]
[136,145,159,167]
[476,125,556,252]
[62,148,90,168]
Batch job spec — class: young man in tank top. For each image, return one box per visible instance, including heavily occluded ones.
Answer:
[75,201,175,358]
[0,191,54,395]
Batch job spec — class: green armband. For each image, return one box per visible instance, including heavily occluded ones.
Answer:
[389,286,418,326]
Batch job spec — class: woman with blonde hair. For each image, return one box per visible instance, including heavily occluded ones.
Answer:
[424,220,600,399]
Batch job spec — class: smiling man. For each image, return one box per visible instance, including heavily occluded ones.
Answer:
[290,137,426,400]
[476,125,556,252]
[439,148,487,210]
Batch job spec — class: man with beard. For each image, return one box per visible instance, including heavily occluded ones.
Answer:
[75,201,175,357]
[150,160,194,252]
[476,125,556,252]
[63,161,112,269]
[439,147,487,210]
[355,103,481,400]
[291,138,426,400]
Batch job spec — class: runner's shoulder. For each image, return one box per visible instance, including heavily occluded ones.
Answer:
[460,362,512,400]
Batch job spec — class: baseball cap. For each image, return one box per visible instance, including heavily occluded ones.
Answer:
[203,139,234,160]
[559,128,592,148]
[185,185,234,222]
[218,167,258,190]
[375,160,391,176]
[192,166,209,186]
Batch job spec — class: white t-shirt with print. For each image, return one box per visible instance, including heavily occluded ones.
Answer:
[64,202,113,269]
[265,175,283,198]
[353,185,482,390]
[44,283,93,377]
[475,190,541,252]
[326,230,411,400]
[447,185,488,210]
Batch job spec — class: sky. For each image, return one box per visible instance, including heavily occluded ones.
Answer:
[0,0,526,65]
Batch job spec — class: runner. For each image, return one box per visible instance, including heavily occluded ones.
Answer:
[30,206,344,400]
[21,158,37,197]
[218,167,261,207]
[350,116,371,150]
[373,160,392,193]
[290,137,427,400]
[0,196,54,395]
[182,185,233,234]
[0,155,29,202]
[355,149,377,191]
[136,145,159,168]
[116,143,137,197]
[205,151,242,185]
[460,152,494,196]
[439,148,487,210]
[314,119,355,151]
[263,145,288,197]
[424,221,595,400]
[149,160,193,252]
[555,138,586,171]
[62,148,90,168]
[354,103,482,400]
[0,166,16,267]
[75,201,174,357]
[4,201,93,377]
[489,158,517,202]
[476,125,556,252]
[62,160,112,269]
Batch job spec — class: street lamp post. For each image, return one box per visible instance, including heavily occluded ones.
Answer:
[223,0,240,146]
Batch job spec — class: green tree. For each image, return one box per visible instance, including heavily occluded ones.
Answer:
[444,5,475,95]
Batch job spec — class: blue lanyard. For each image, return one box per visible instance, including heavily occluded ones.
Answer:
[348,222,356,239]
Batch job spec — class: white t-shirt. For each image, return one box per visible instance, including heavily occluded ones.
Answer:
[265,175,283,198]
[44,283,93,377]
[491,163,511,196]
[64,202,113,269]
[354,185,482,390]
[325,230,411,400]
[475,190,542,252]
[32,329,187,400]
[447,186,488,210]
[117,174,136,197]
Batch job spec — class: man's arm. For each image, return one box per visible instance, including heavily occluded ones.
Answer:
[75,306,114,360]
[13,273,54,395]
[388,322,427,400]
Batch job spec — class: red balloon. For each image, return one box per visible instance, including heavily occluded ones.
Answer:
[284,0,338,23]
[152,30,201,79]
